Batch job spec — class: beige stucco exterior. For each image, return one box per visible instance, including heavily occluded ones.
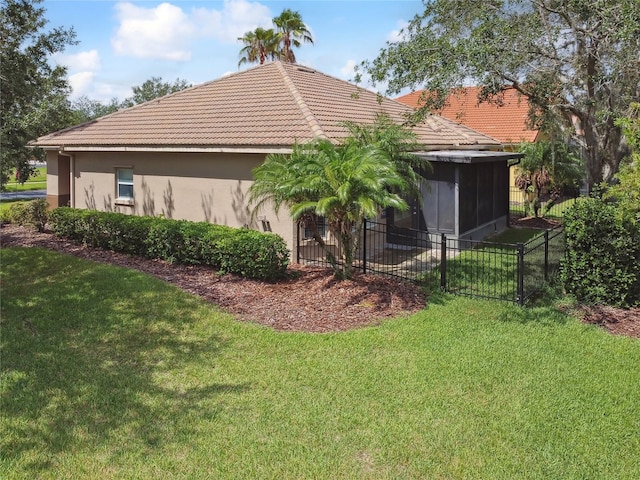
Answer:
[46,150,298,255]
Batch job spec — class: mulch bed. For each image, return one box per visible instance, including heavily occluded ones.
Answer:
[572,305,640,339]
[510,215,562,229]
[2,224,638,338]
[509,216,640,339]
[0,224,426,333]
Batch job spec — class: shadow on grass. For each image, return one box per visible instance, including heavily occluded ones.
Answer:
[1,247,249,474]
[495,303,570,327]
[417,270,570,327]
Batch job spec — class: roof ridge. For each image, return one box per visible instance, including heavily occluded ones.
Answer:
[275,61,327,140]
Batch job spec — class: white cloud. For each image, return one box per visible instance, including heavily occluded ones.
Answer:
[67,71,95,98]
[93,82,132,103]
[387,20,409,43]
[194,0,272,42]
[67,73,132,103]
[52,50,103,100]
[112,2,195,61]
[340,60,358,79]
[55,49,101,71]
[111,1,272,62]
[335,59,386,95]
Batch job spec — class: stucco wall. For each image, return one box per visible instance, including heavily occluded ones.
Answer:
[46,151,70,207]
[52,151,297,255]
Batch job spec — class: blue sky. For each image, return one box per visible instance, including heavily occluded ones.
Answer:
[43,0,423,103]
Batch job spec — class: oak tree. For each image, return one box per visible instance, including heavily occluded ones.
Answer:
[1,0,76,189]
[361,0,640,191]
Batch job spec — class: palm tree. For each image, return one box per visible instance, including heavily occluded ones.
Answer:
[341,113,430,200]
[272,9,314,63]
[237,27,279,67]
[250,139,409,279]
[515,140,583,217]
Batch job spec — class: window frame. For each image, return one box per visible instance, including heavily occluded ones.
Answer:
[116,167,134,202]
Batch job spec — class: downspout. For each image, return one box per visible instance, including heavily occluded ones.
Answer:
[69,153,75,208]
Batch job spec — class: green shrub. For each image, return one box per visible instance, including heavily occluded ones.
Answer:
[4,199,49,232]
[561,197,640,307]
[48,207,289,280]
[214,228,290,280]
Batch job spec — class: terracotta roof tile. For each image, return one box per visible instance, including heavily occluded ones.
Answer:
[33,62,500,150]
[396,86,539,144]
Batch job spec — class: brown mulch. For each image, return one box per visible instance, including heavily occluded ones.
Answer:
[509,216,640,339]
[573,305,640,339]
[510,215,562,230]
[0,224,427,333]
[2,224,638,338]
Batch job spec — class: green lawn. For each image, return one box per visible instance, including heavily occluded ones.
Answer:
[3,167,46,192]
[509,194,577,220]
[433,228,564,304]
[2,247,639,479]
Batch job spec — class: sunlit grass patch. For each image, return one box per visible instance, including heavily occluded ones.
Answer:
[1,247,639,479]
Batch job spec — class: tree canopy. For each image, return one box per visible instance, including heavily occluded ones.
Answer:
[515,140,583,217]
[0,0,76,190]
[237,27,280,67]
[249,118,420,279]
[124,77,192,107]
[70,96,122,125]
[605,103,640,225]
[237,9,313,67]
[69,77,192,124]
[341,113,429,201]
[361,0,640,191]
[250,139,409,279]
[272,8,314,63]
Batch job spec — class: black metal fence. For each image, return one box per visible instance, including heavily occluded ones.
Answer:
[297,220,564,305]
[439,226,565,305]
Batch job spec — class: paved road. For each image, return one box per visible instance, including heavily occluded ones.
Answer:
[0,189,46,201]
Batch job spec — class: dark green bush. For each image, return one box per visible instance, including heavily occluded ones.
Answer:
[214,228,291,280]
[561,197,640,307]
[48,207,289,280]
[5,199,49,232]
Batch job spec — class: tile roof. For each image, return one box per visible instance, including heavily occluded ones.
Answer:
[396,86,539,144]
[33,62,499,151]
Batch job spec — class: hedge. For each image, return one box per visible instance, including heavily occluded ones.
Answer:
[48,208,289,280]
[2,198,49,232]
[561,197,640,307]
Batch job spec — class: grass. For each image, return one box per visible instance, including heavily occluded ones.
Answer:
[2,247,639,479]
[3,167,46,192]
[0,200,26,219]
[509,194,577,220]
[433,227,563,304]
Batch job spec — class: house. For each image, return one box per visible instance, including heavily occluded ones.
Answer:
[395,86,540,146]
[396,87,540,204]
[32,61,515,258]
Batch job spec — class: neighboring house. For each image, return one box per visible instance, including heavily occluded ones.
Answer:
[397,87,539,203]
[32,61,516,258]
[396,86,540,146]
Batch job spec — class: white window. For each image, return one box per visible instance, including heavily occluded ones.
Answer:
[116,168,133,200]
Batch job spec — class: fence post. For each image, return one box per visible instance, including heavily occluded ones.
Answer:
[440,233,447,291]
[544,229,549,281]
[362,219,367,274]
[517,243,525,306]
